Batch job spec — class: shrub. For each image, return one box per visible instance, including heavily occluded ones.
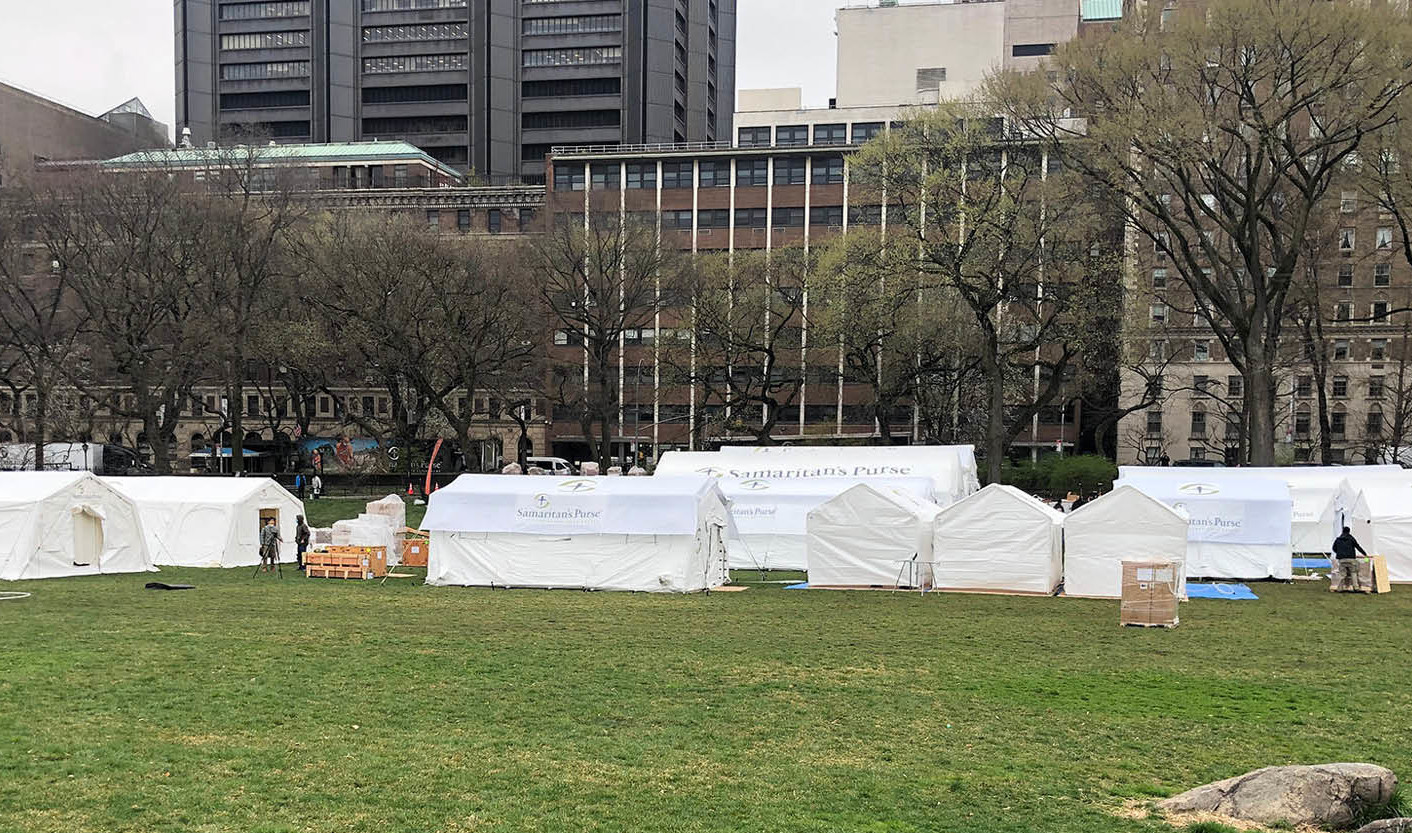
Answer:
[1046,454,1117,497]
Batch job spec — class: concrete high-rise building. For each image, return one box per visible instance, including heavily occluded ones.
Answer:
[174,0,736,181]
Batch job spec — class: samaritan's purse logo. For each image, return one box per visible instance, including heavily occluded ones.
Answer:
[1178,482,1220,496]
[533,493,550,508]
[696,467,725,478]
[739,479,771,491]
[557,478,597,493]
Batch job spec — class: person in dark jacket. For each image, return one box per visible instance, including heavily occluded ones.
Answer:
[295,514,311,571]
[1332,526,1368,592]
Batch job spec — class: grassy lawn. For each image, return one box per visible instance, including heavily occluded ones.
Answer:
[1,568,1409,833]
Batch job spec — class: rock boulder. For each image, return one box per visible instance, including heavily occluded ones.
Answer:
[1357,820,1412,833]
[1157,763,1397,828]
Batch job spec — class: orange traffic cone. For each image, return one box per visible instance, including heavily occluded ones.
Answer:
[432,482,439,492]
[406,483,414,496]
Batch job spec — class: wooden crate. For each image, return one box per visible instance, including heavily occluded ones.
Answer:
[401,538,429,568]
[1120,561,1180,628]
[305,545,388,580]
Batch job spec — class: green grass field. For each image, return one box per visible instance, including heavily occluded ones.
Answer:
[1,565,1409,833]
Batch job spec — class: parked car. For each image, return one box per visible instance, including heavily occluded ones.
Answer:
[526,456,576,475]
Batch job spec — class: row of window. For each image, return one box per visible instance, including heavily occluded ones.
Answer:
[522,109,620,130]
[1155,263,1399,289]
[219,90,310,110]
[362,23,468,42]
[522,77,620,98]
[220,30,309,50]
[220,60,310,80]
[363,115,467,134]
[362,0,466,9]
[633,205,877,230]
[738,122,885,148]
[426,208,510,233]
[362,83,467,104]
[523,15,621,35]
[219,1,309,20]
[363,53,467,73]
[1338,227,1397,252]
[553,157,849,191]
[523,46,622,67]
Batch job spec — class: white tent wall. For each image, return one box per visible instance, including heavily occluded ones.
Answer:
[932,485,1064,595]
[805,484,940,587]
[1352,484,1412,582]
[106,477,305,568]
[1062,485,1189,599]
[422,475,731,592]
[0,472,154,580]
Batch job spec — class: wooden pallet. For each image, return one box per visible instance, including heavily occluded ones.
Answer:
[306,564,372,580]
[401,538,429,568]
[305,545,387,579]
[1123,619,1180,629]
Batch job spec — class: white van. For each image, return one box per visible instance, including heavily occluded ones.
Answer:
[526,456,576,476]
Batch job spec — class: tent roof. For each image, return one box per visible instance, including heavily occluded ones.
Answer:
[1117,465,1401,489]
[1116,474,1291,503]
[0,471,91,501]
[719,475,934,499]
[815,482,941,521]
[435,474,715,499]
[1355,482,1412,519]
[939,483,1064,523]
[421,474,724,534]
[106,476,292,504]
[1067,484,1188,527]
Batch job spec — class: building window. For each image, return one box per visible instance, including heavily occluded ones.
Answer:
[1296,375,1313,397]
[553,165,585,191]
[813,124,846,145]
[1373,300,1390,321]
[221,1,310,18]
[1368,409,1384,436]
[809,205,843,227]
[661,161,694,189]
[522,110,620,130]
[1152,268,1167,288]
[1378,227,1394,250]
[1228,375,1243,400]
[522,46,623,67]
[698,160,730,188]
[773,158,806,185]
[1150,303,1167,324]
[362,22,468,42]
[457,209,470,231]
[363,54,468,73]
[1334,340,1349,360]
[734,207,767,229]
[697,209,730,228]
[362,115,468,134]
[426,209,440,229]
[522,15,621,35]
[1146,409,1163,435]
[1341,191,1358,213]
[915,67,947,91]
[851,122,884,144]
[738,126,771,147]
[487,209,501,234]
[735,159,768,187]
[521,77,621,98]
[772,207,805,228]
[776,125,808,146]
[220,31,309,50]
[812,156,844,185]
[1193,341,1209,362]
[1011,43,1056,57]
[1375,263,1391,286]
[849,204,883,225]
[220,61,311,80]
[1370,376,1385,399]
[1295,408,1311,436]
[1295,446,1312,462]
[625,163,656,190]
[1190,410,1206,437]
[362,0,467,9]
[1336,301,1352,322]
[1193,374,1209,396]
[1340,228,1356,251]
[1149,339,1167,362]
[1372,338,1388,361]
[1331,410,1347,437]
[590,163,620,190]
[1338,264,1354,287]
[1333,375,1349,398]
[663,209,694,230]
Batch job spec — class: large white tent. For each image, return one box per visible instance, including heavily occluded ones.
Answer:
[1116,474,1293,580]
[805,483,941,587]
[421,475,732,592]
[106,476,304,568]
[0,471,154,580]
[932,484,1064,595]
[715,444,980,502]
[1117,465,1406,553]
[1063,485,1189,598]
[1351,482,1412,582]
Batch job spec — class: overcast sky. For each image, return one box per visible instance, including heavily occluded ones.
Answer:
[0,0,843,139]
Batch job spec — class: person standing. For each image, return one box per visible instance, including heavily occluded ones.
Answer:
[1332,526,1368,592]
[294,472,305,500]
[311,473,323,500]
[294,514,311,572]
[259,517,282,572]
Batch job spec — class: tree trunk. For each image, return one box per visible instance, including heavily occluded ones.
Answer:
[230,377,245,475]
[146,411,171,474]
[1316,380,1332,465]
[982,342,1007,484]
[1245,354,1278,466]
[32,386,46,471]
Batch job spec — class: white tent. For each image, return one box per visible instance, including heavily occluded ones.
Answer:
[1117,465,1405,553]
[1116,474,1293,580]
[0,471,154,580]
[805,483,941,587]
[106,476,305,568]
[658,444,978,505]
[932,484,1064,595]
[1351,482,1412,582]
[421,475,732,592]
[1063,485,1189,598]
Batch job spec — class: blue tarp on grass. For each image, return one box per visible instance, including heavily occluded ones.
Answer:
[1293,557,1333,569]
[1186,582,1259,600]
[785,582,810,589]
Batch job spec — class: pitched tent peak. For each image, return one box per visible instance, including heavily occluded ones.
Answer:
[940,483,1064,522]
[0,470,97,501]
[1066,484,1188,524]
[814,481,941,519]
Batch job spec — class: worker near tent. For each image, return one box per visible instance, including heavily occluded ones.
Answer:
[295,514,311,572]
[1332,526,1368,592]
[259,517,282,572]
[310,473,323,500]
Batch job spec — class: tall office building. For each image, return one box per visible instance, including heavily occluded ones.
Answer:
[175,0,736,181]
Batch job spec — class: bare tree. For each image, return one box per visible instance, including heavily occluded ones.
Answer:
[993,0,1412,465]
